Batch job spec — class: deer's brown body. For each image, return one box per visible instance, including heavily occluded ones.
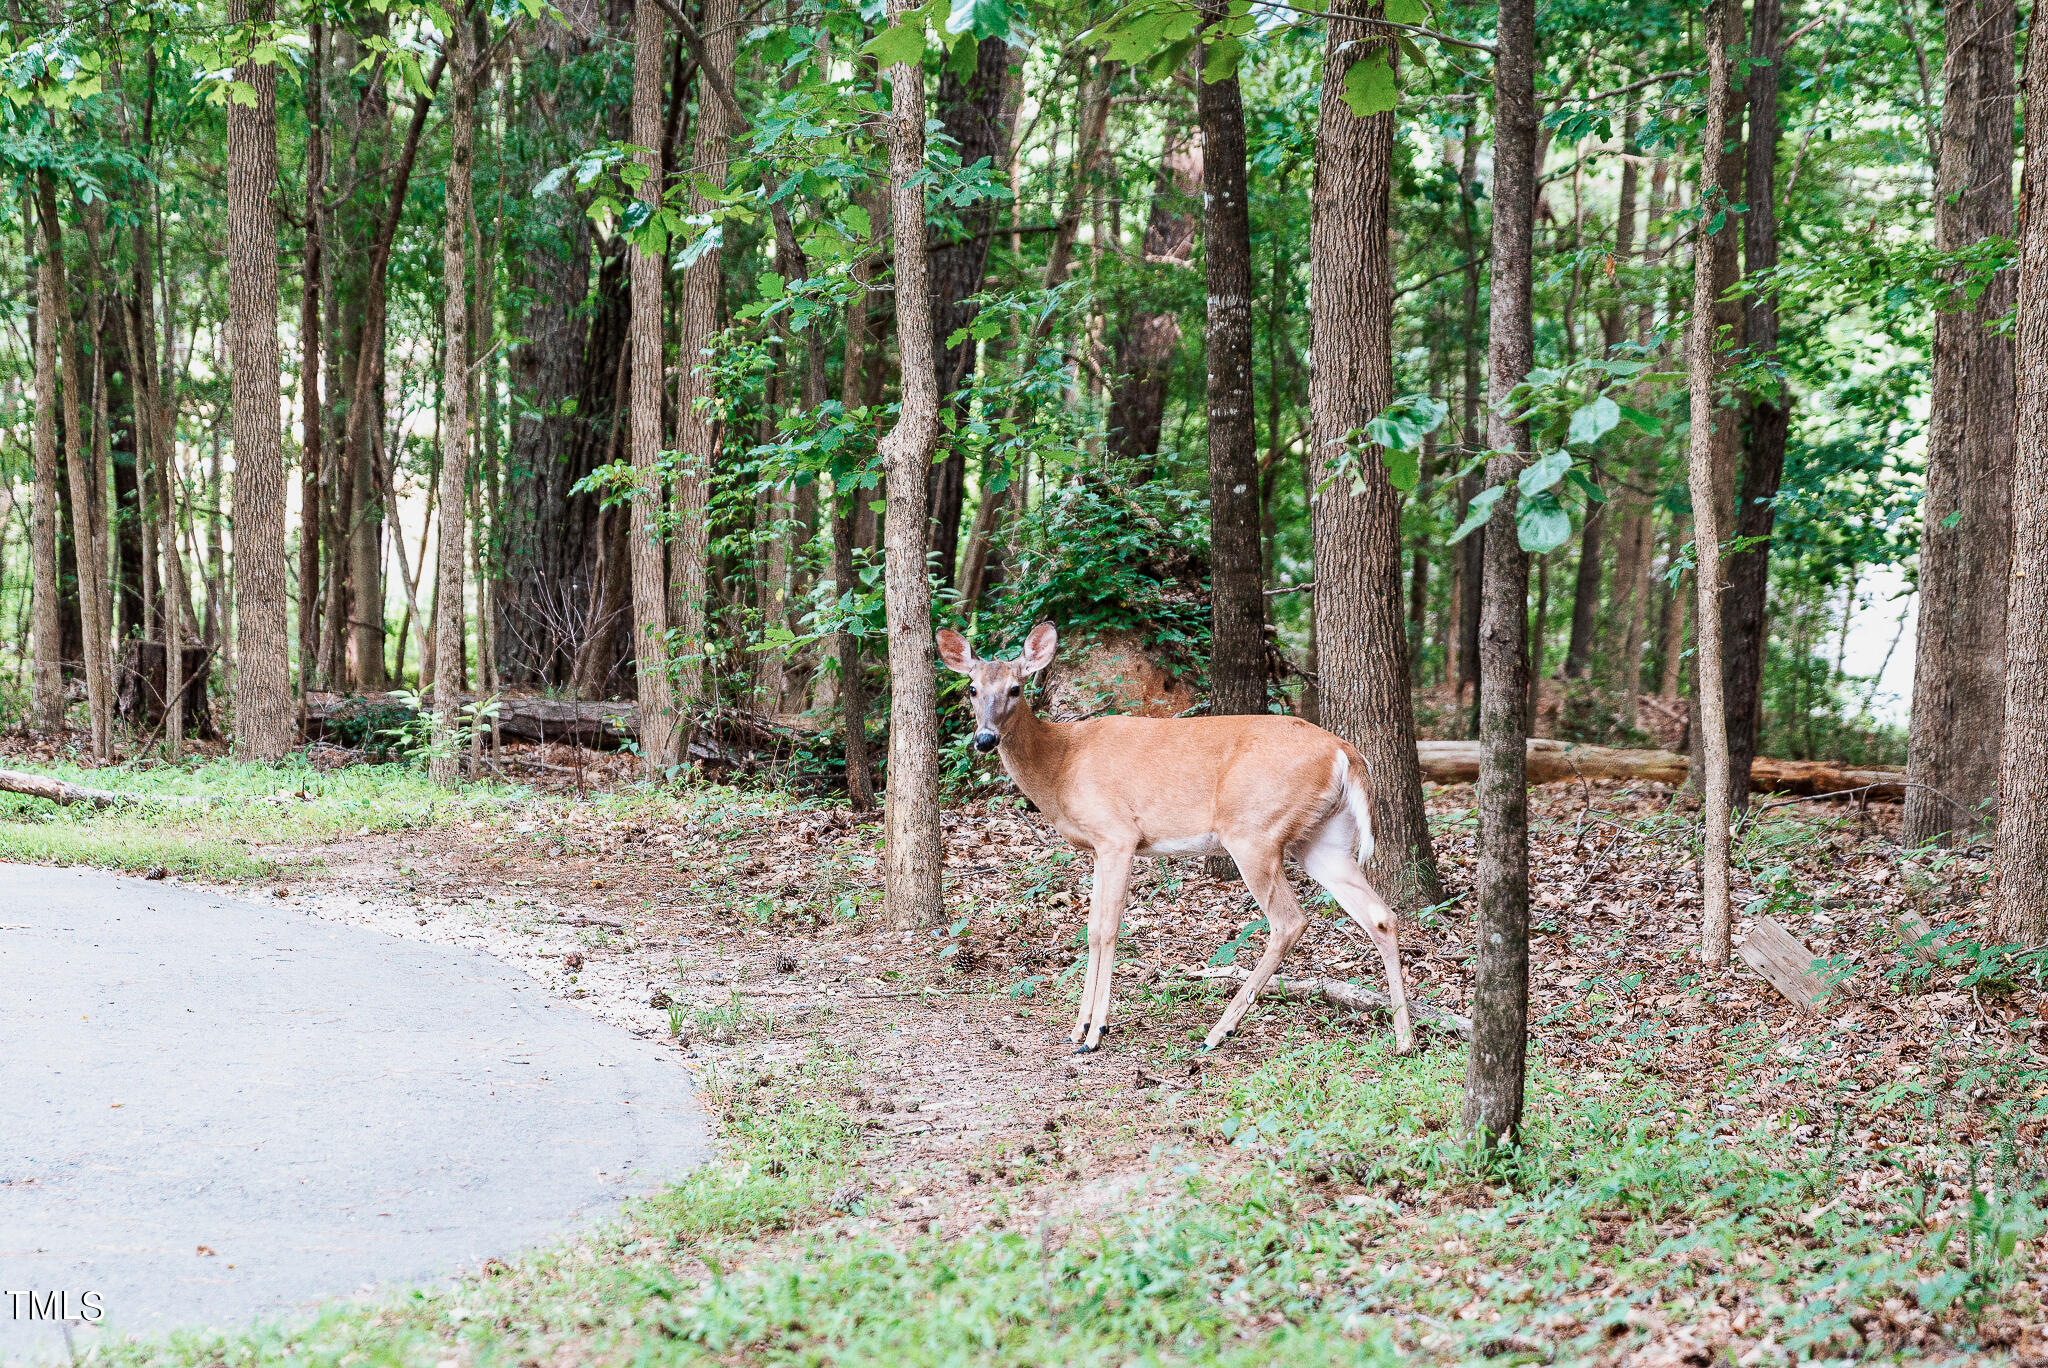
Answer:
[938,624,1413,1054]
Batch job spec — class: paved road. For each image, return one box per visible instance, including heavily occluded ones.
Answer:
[0,865,710,1363]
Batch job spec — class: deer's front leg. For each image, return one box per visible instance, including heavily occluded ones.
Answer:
[1071,844,1135,1053]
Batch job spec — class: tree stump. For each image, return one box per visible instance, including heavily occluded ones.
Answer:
[117,642,217,740]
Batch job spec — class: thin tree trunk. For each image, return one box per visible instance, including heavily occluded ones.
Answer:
[430,14,477,785]
[227,0,292,760]
[669,0,737,709]
[1203,40,1266,724]
[627,0,681,772]
[1905,0,2019,846]
[1688,0,1740,966]
[836,219,878,810]
[879,18,945,929]
[38,179,111,755]
[298,17,325,697]
[1724,0,1790,811]
[1996,10,2048,941]
[1464,0,1535,1147]
[27,196,62,733]
[1309,2,1443,911]
[1455,125,1485,718]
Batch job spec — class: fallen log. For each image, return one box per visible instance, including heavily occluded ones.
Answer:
[1416,738,1903,799]
[0,769,139,809]
[1185,964,1472,1038]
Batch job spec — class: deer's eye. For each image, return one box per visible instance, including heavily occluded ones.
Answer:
[968,685,977,697]
[1008,685,1021,697]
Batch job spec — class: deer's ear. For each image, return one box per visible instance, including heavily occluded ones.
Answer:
[1018,622,1058,675]
[935,628,976,674]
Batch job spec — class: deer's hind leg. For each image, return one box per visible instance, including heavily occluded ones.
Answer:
[1301,816,1414,1055]
[1071,843,1135,1052]
[1203,837,1308,1051]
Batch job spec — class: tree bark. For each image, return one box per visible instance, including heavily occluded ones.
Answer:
[669,0,737,711]
[1308,3,1443,911]
[431,14,477,785]
[1723,0,1788,811]
[837,219,878,811]
[38,178,111,755]
[1688,0,1740,966]
[626,0,682,772]
[1464,0,1535,1147]
[226,0,292,761]
[879,20,945,929]
[298,17,326,698]
[1454,130,1484,715]
[1203,50,1266,723]
[1905,0,2019,846]
[1999,10,2048,941]
[27,196,62,733]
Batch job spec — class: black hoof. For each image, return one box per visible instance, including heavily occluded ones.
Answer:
[1073,1041,1099,1055]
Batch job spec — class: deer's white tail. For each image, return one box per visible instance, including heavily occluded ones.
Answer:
[1335,749,1375,864]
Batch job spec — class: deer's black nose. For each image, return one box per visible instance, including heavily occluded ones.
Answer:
[973,730,1000,753]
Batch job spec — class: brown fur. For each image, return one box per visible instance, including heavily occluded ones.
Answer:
[937,623,1412,1055]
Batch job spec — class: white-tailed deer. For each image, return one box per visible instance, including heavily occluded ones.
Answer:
[936,623,1413,1055]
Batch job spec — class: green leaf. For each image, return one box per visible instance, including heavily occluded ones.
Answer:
[1449,484,1503,543]
[1364,393,1448,453]
[1382,446,1420,492]
[1517,449,1570,495]
[1517,494,1573,553]
[839,204,872,238]
[1341,49,1397,117]
[1567,394,1621,445]
[946,0,1016,40]
[863,15,926,67]
[1202,35,1244,83]
[1383,0,1427,22]
[1615,402,1661,434]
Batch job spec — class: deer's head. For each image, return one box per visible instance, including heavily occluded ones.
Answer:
[936,622,1058,752]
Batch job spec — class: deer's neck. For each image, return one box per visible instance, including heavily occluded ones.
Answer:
[998,702,1072,819]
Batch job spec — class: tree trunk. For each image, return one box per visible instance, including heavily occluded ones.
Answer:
[1454,130,1484,715]
[226,0,292,761]
[298,17,325,698]
[1464,0,1535,1147]
[835,228,878,810]
[27,197,62,733]
[1561,513,1600,678]
[38,179,111,755]
[1688,0,1741,966]
[430,14,477,785]
[1723,0,1789,810]
[1308,3,1443,911]
[927,37,1018,586]
[1203,53,1266,723]
[879,21,945,930]
[1996,11,2048,942]
[627,0,681,771]
[669,0,737,710]
[1905,0,2019,846]
[1107,117,1201,467]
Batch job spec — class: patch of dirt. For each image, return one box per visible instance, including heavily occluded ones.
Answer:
[225,757,2035,1256]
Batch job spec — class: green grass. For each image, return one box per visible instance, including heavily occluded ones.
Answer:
[78,1028,2045,1368]
[0,757,528,880]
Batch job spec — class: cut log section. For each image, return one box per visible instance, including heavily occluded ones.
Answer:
[1736,916,1835,1012]
[1186,964,1472,1038]
[1416,738,1904,799]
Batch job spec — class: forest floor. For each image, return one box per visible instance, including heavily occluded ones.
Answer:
[3,731,2046,1366]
